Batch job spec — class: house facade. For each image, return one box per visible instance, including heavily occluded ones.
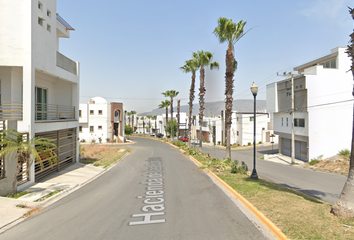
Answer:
[0,0,80,195]
[267,47,353,161]
[79,97,124,143]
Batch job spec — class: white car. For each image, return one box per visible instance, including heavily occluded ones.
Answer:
[191,139,200,145]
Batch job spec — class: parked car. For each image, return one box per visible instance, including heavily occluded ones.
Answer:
[191,139,200,145]
[156,133,163,138]
[179,136,188,142]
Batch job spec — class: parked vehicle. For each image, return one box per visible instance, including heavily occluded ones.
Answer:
[191,139,200,144]
[156,133,163,138]
[179,137,188,142]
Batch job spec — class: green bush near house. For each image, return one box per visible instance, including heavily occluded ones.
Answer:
[338,149,350,158]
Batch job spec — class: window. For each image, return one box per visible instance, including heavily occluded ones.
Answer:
[98,126,102,130]
[295,118,305,127]
[47,10,51,17]
[90,110,94,115]
[281,117,283,126]
[300,85,303,89]
[286,118,288,127]
[237,131,239,136]
[35,87,47,120]
[321,58,337,69]
[47,24,51,32]
[90,126,94,133]
[250,117,254,121]
[79,110,82,117]
[98,110,103,115]
[38,2,43,10]
[202,122,208,127]
[237,117,239,121]
[79,126,82,132]
[38,17,44,26]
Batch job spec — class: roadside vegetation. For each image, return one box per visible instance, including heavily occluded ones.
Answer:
[303,149,351,175]
[168,140,354,239]
[79,145,131,168]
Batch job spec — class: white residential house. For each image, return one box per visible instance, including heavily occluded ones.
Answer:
[0,0,80,195]
[267,47,353,161]
[196,112,270,145]
[79,97,124,143]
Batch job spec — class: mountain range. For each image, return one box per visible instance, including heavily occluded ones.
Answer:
[140,99,267,117]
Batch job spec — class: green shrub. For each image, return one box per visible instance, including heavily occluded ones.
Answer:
[231,160,249,174]
[258,141,262,144]
[218,141,221,145]
[174,140,186,148]
[338,149,351,158]
[248,142,251,146]
[310,155,323,165]
[186,147,202,156]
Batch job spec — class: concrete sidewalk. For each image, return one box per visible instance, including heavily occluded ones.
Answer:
[0,163,106,232]
[264,153,306,165]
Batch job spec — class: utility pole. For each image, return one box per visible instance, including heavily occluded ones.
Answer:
[277,72,299,165]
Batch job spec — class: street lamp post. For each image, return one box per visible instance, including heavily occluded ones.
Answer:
[250,82,259,179]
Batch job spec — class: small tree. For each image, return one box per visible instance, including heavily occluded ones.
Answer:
[167,119,178,138]
[0,130,57,196]
[125,125,133,136]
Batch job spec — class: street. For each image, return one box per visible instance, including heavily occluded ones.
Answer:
[0,138,269,240]
[194,144,347,204]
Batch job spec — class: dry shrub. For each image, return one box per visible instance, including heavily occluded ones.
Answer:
[81,145,112,158]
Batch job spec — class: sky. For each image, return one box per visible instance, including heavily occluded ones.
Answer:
[57,0,353,114]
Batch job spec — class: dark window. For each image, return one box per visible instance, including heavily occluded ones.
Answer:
[295,118,305,127]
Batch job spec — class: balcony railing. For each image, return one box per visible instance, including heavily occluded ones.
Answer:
[56,51,77,75]
[0,101,23,121]
[35,103,75,122]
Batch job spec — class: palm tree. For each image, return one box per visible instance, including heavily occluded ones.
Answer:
[162,90,179,141]
[158,100,170,138]
[152,115,157,137]
[146,115,152,135]
[193,50,219,151]
[124,110,127,125]
[0,130,57,196]
[131,111,137,132]
[331,7,354,218]
[180,59,198,147]
[213,17,253,160]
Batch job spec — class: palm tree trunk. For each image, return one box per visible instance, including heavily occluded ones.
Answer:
[188,72,196,147]
[331,9,354,217]
[199,66,205,150]
[165,107,168,138]
[170,98,173,141]
[225,45,234,160]
[177,100,180,138]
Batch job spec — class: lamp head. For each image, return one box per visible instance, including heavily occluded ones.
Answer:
[250,82,258,96]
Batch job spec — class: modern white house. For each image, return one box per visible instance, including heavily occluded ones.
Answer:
[267,47,353,161]
[0,0,80,195]
[135,112,188,137]
[79,97,124,143]
[195,111,271,145]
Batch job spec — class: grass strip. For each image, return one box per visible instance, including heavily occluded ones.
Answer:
[6,191,30,199]
[35,190,62,202]
[217,172,354,240]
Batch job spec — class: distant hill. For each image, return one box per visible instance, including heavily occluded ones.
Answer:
[140,99,266,117]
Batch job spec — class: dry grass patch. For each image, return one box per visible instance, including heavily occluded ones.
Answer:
[23,206,44,218]
[217,172,354,240]
[303,155,349,175]
[80,145,131,168]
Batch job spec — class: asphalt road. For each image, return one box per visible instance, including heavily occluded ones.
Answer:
[195,144,347,204]
[0,137,269,240]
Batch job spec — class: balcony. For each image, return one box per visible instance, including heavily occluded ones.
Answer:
[35,103,75,122]
[0,101,23,121]
[56,51,77,75]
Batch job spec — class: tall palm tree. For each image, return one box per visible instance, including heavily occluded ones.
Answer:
[146,115,152,135]
[162,90,179,141]
[131,111,137,132]
[193,50,219,151]
[152,115,157,137]
[0,130,57,196]
[158,100,170,138]
[213,17,253,160]
[180,59,198,147]
[331,7,354,218]
[124,110,127,125]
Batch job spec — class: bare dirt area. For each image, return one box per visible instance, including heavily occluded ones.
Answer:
[79,144,131,168]
[302,155,350,175]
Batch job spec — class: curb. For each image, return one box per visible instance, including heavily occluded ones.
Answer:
[167,142,288,240]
